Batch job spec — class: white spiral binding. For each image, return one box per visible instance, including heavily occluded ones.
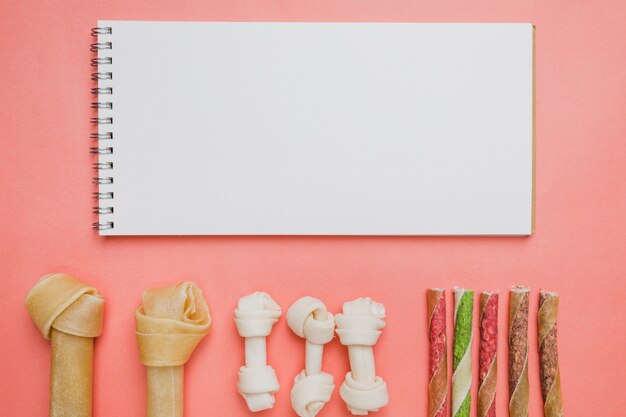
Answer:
[91,27,114,231]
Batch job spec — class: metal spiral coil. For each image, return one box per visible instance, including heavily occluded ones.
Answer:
[92,27,114,231]
[93,162,113,170]
[93,192,114,199]
[90,42,112,52]
[92,222,114,230]
[91,102,113,109]
[93,207,114,214]
[90,132,113,140]
[91,87,112,95]
[90,147,113,155]
[91,72,113,81]
[91,27,112,36]
[92,177,114,184]
[91,117,113,124]
[92,57,112,66]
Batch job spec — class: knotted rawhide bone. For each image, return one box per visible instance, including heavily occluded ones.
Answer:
[135,281,211,417]
[538,291,563,417]
[336,297,389,415]
[234,292,282,412]
[509,287,530,417]
[427,289,448,417]
[478,291,498,417]
[287,296,336,417]
[452,288,473,417]
[25,273,104,417]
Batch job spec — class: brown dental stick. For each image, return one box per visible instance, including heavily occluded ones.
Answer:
[538,291,563,417]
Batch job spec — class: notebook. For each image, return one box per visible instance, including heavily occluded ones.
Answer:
[91,21,534,236]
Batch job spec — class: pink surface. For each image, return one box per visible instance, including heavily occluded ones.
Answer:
[1,0,625,416]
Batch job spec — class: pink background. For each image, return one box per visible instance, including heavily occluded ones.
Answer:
[1,0,625,416]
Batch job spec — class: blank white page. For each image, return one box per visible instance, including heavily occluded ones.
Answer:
[95,21,534,235]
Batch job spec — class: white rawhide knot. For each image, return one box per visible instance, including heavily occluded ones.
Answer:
[234,292,282,412]
[287,296,336,417]
[335,297,389,415]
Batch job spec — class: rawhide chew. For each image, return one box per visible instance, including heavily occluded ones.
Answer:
[509,287,529,417]
[25,273,105,417]
[287,296,336,417]
[538,291,563,417]
[452,288,473,417]
[478,291,498,417]
[234,292,282,412]
[135,281,211,417]
[335,297,389,415]
[427,289,448,417]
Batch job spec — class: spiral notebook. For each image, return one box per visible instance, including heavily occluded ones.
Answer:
[91,21,534,236]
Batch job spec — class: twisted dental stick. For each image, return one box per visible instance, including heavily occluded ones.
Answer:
[509,287,530,417]
[427,289,448,417]
[538,291,563,417]
[478,291,498,417]
[452,288,474,417]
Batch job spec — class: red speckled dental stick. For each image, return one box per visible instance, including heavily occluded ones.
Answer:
[427,289,448,417]
[478,292,498,417]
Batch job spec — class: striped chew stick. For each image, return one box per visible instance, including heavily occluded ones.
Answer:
[509,287,530,417]
[478,292,498,417]
[452,288,473,417]
[427,289,447,417]
[538,291,563,417]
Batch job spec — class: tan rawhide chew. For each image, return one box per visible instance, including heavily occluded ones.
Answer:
[135,281,211,417]
[234,292,282,412]
[287,296,336,417]
[336,297,389,415]
[25,273,105,417]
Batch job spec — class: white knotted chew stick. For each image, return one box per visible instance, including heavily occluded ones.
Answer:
[287,296,336,417]
[234,292,282,412]
[336,297,389,415]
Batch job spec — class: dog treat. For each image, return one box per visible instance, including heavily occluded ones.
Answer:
[336,297,389,415]
[25,273,105,417]
[234,292,282,412]
[509,287,529,417]
[478,291,498,417]
[538,291,563,417]
[135,281,211,417]
[452,288,473,417]
[427,289,448,417]
[287,297,336,417]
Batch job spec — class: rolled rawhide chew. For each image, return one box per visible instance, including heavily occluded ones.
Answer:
[234,292,282,412]
[452,288,473,417]
[427,289,448,417]
[335,297,388,415]
[478,291,498,417]
[25,273,104,417]
[538,291,563,417]
[135,281,211,417]
[509,287,529,417]
[287,296,336,417]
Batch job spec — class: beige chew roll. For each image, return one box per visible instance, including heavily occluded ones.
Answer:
[135,281,211,417]
[25,273,105,417]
